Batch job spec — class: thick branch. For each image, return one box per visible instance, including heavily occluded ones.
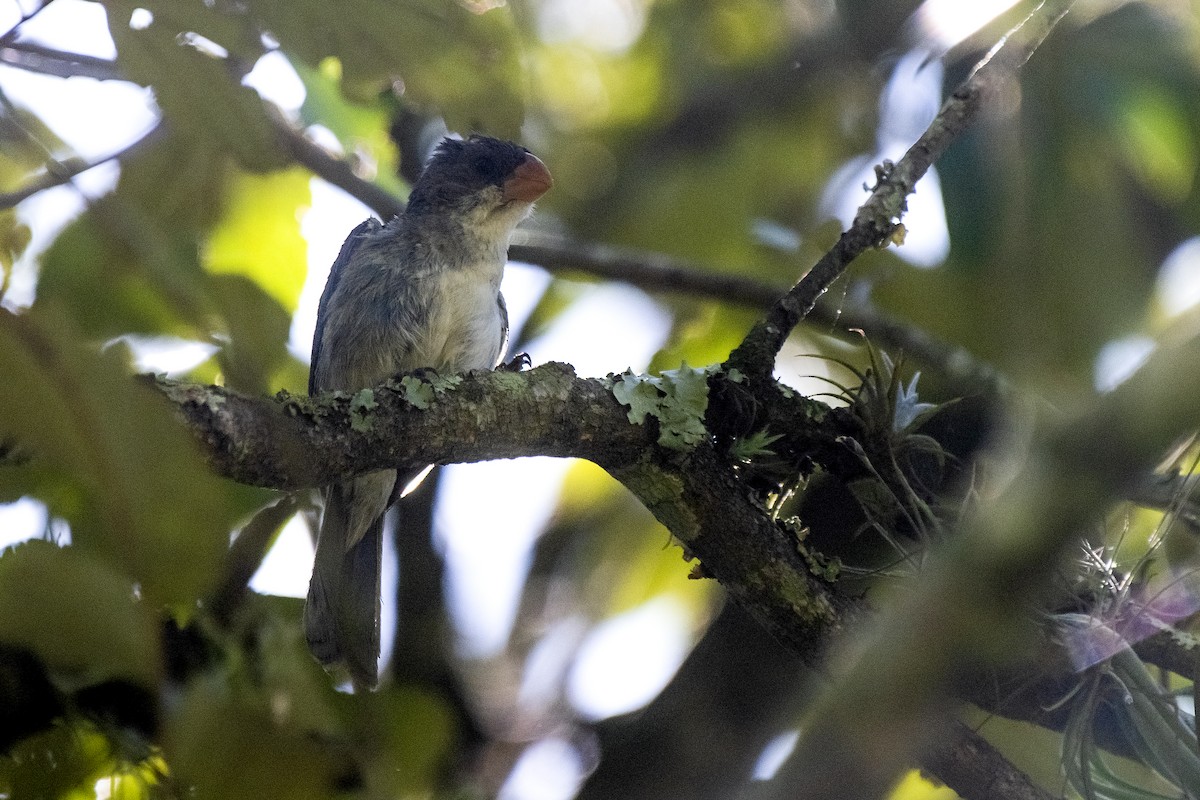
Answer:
[922,722,1056,800]
[156,363,855,658]
[727,0,1077,378]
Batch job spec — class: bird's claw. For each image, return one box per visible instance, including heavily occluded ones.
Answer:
[500,352,531,372]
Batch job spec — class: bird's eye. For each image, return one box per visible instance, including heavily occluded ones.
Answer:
[471,154,505,184]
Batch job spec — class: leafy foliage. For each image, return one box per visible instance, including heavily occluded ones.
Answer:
[3,0,1200,798]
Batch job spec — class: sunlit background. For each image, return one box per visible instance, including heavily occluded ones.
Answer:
[3,0,1200,797]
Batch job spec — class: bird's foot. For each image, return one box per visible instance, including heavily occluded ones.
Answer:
[500,352,531,372]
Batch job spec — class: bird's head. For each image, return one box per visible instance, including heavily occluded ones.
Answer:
[405,135,553,235]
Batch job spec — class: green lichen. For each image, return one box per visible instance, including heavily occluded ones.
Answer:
[613,462,698,541]
[349,388,377,432]
[395,373,464,410]
[752,560,835,626]
[611,363,711,452]
[398,375,435,410]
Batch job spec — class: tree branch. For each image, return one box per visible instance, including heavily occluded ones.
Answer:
[0,121,165,210]
[0,40,121,80]
[155,363,858,658]
[763,240,1200,799]
[922,722,1056,800]
[726,0,1077,379]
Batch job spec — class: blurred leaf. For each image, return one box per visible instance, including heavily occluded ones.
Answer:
[294,59,405,196]
[0,209,31,279]
[206,168,311,314]
[0,103,69,190]
[359,686,455,797]
[104,2,287,172]
[166,675,349,800]
[0,723,114,800]
[0,541,160,690]
[549,464,716,620]
[885,769,959,799]
[251,0,525,135]
[37,201,209,340]
[209,274,292,395]
[36,131,229,340]
[0,307,243,608]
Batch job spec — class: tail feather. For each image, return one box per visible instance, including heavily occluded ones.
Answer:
[304,472,393,689]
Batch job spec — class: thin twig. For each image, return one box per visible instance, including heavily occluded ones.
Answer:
[0,121,165,209]
[0,0,55,47]
[726,0,1077,379]
[275,115,405,220]
[0,40,122,80]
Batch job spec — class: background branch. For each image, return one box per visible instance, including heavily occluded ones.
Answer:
[727,0,1078,378]
[0,121,164,209]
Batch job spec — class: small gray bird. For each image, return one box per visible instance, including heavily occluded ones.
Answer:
[305,135,552,687]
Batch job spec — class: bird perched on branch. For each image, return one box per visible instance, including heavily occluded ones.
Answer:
[305,135,553,688]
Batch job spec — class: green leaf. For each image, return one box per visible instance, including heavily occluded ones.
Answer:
[251,0,525,135]
[166,676,348,800]
[37,200,210,340]
[359,686,455,797]
[209,274,292,395]
[0,307,243,608]
[0,541,160,689]
[36,131,230,340]
[0,723,115,800]
[105,3,287,172]
[206,168,311,314]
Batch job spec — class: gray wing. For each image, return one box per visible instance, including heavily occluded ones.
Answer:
[309,218,381,396]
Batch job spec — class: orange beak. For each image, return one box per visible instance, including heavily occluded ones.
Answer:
[502,153,553,203]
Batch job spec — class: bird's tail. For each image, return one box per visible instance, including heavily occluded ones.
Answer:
[304,472,393,689]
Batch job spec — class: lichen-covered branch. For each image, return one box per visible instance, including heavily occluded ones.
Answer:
[762,255,1200,800]
[155,362,857,661]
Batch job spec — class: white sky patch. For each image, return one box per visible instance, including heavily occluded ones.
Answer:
[117,336,218,375]
[567,596,691,720]
[911,0,1021,50]
[0,496,48,550]
[291,178,377,358]
[11,0,117,59]
[820,49,949,268]
[1094,335,1156,393]
[248,513,313,598]
[0,65,157,160]
[243,50,306,115]
[498,738,585,800]
[1156,236,1200,317]
[537,0,646,53]
[440,283,671,657]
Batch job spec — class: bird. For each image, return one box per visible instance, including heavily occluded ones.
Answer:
[304,135,552,688]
